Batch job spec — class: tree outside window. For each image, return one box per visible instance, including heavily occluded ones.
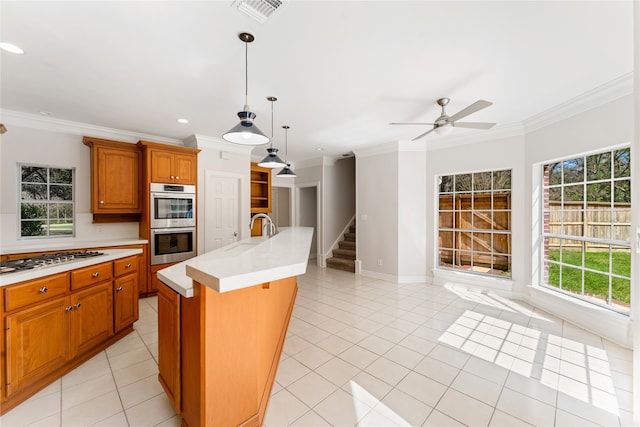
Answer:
[20,165,74,238]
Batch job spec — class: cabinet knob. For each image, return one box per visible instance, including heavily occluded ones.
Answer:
[65,306,73,312]
[75,303,81,309]
[99,200,105,204]
[92,272,100,278]
[125,263,132,268]
[175,176,179,180]
[39,287,48,293]
[116,286,123,292]
[170,175,175,180]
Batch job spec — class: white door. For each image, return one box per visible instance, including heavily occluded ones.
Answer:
[205,174,240,252]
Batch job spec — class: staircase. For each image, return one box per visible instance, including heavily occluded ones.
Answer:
[326,223,356,273]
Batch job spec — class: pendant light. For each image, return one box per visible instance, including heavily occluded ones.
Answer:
[222,32,269,146]
[257,96,286,168]
[276,125,296,178]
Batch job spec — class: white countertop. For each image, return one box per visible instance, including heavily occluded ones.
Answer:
[157,227,314,297]
[0,248,143,287]
[1,238,148,255]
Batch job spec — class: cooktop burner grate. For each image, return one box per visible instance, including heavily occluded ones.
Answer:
[0,251,105,275]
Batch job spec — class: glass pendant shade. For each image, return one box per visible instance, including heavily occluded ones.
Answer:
[258,147,286,168]
[222,109,270,145]
[276,163,296,178]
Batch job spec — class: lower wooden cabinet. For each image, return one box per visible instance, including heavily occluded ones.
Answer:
[114,255,139,332]
[1,257,139,414]
[157,282,181,413]
[5,295,70,398]
[70,282,114,358]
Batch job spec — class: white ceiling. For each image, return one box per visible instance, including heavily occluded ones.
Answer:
[0,1,634,162]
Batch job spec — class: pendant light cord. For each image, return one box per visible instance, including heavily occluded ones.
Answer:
[244,40,249,106]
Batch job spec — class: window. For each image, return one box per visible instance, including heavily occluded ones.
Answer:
[437,169,512,277]
[542,148,631,314]
[19,164,75,238]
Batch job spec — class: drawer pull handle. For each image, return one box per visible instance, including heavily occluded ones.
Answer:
[92,272,100,278]
[39,287,48,293]
[125,263,132,268]
[75,303,81,309]
[116,286,123,292]
[65,306,73,312]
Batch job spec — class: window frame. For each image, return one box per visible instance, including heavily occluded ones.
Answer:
[436,168,513,278]
[540,147,631,315]
[18,163,76,239]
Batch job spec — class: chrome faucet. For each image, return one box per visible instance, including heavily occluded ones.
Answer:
[250,213,277,237]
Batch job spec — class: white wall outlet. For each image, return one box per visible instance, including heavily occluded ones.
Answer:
[377,259,382,266]
[96,225,103,233]
[361,214,367,221]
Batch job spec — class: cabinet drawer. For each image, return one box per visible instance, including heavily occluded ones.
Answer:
[4,272,69,312]
[71,262,113,290]
[114,255,138,277]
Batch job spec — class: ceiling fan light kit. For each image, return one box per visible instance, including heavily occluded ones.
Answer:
[391,97,496,140]
[258,96,287,168]
[222,32,270,146]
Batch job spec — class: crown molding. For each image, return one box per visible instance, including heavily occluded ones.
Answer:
[0,109,183,145]
[523,72,633,133]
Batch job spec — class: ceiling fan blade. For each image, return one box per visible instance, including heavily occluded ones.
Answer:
[449,100,493,122]
[412,128,436,141]
[453,122,496,129]
[389,122,435,125]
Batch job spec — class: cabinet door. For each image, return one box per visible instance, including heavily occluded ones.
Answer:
[114,273,139,332]
[157,282,181,413]
[150,150,175,184]
[5,296,69,397]
[70,282,113,357]
[173,154,197,185]
[95,145,141,213]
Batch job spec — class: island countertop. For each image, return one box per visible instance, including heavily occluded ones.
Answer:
[157,227,314,297]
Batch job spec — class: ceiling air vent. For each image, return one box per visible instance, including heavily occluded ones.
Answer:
[232,0,284,23]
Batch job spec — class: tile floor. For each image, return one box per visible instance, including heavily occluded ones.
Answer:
[1,264,635,426]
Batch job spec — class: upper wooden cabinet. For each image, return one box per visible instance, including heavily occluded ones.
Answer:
[83,137,142,218]
[139,141,198,185]
[251,162,272,213]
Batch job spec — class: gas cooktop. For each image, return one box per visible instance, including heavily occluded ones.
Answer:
[0,251,104,275]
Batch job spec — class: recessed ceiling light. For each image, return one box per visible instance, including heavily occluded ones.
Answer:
[39,111,52,116]
[177,118,189,124]
[316,147,324,151]
[0,42,24,54]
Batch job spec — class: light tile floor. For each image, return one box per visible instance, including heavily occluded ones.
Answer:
[1,264,635,426]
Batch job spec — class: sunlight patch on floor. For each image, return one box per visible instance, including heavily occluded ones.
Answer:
[439,309,620,416]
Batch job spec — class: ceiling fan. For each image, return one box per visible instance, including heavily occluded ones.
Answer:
[391,98,496,140]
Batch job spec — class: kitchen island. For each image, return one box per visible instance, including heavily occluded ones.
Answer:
[156,227,314,427]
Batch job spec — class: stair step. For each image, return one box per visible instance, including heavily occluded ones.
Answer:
[349,225,356,233]
[338,240,356,250]
[344,232,356,242]
[332,248,356,260]
[326,257,355,273]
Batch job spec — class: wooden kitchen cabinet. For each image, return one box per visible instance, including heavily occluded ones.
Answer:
[1,256,138,414]
[157,282,181,413]
[82,137,142,219]
[251,162,272,213]
[138,141,199,185]
[70,282,114,357]
[114,256,139,332]
[5,295,70,398]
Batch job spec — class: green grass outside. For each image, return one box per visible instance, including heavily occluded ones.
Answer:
[547,250,631,305]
